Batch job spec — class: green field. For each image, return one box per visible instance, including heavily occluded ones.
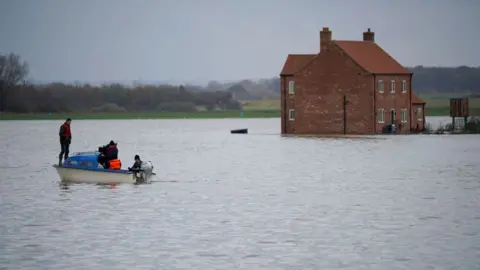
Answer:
[417,95,480,117]
[0,110,280,121]
[241,100,280,110]
[1,96,479,120]
[242,97,480,117]
[416,93,476,100]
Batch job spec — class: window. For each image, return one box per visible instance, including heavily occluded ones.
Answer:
[390,109,396,124]
[401,108,407,123]
[390,80,395,93]
[377,109,385,123]
[79,161,94,168]
[288,81,295,94]
[378,80,384,93]
[402,80,407,93]
[417,108,423,121]
[289,109,295,120]
[67,160,78,166]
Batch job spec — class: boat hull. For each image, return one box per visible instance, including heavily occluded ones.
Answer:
[53,165,136,184]
[230,128,248,134]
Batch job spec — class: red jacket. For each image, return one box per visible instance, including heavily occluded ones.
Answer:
[59,122,71,142]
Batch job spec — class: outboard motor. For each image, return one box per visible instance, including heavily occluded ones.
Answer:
[134,161,154,184]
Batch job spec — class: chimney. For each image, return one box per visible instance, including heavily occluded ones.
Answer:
[363,28,374,42]
[320,27,332,52]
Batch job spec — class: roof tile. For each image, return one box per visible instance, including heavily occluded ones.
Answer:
[334,41,411,74]
[412,92,426,104]
[280,54,316,75]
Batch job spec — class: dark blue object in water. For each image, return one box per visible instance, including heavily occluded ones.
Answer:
[230,128,248,134]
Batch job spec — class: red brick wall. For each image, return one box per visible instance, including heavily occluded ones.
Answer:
[374,75,412,133]
[280,75,296,134]
[285,44,374,135]
[411,104,425,131]
[280,76,285,134]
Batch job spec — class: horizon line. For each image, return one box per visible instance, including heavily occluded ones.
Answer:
[24,65,480,86]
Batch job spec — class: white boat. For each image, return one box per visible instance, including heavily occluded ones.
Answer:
[53,151,155,185]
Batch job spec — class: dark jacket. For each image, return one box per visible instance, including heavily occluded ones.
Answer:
[59,123,72,144]
[105,144,118,160]
[130,160,142,170]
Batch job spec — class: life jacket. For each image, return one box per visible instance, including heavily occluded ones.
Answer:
[62,123,71,137]
[108,159,122,170]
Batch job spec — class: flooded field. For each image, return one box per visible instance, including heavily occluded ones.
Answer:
[0,117,479,269]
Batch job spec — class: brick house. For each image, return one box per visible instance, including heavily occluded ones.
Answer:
[279,27,427,135]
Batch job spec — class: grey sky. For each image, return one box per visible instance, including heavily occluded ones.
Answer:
[1,0,479,85]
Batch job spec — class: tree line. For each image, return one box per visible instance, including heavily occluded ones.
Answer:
[2,82,243,113]
[1,52,479,113]
[408,66,480,94]
[0,53,241,113]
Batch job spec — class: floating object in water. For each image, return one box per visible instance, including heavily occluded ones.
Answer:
[52,151,155,185]
[230,128,248,134]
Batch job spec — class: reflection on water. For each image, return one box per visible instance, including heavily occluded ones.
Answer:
[58,181,71,191]
[59,181,124,190]
[0,117,479,269]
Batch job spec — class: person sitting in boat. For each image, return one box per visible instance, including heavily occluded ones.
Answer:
[98,141,121,169]
[128,155,143,171]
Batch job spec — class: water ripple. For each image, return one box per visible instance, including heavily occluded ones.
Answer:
[0,118,479,269]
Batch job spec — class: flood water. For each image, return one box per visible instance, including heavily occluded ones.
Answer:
[0,117,479,269]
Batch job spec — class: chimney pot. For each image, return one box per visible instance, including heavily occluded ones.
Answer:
[363,28,374,42]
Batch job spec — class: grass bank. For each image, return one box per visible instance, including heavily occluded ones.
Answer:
[241,98,480,117]
[2,97,480,120]
[1,108,460,120]
[0,110,280,121]
[419,96,480,117]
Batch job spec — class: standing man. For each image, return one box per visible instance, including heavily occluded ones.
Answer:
[58,118,72,166]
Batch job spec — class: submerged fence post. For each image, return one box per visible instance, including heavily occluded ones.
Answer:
[343,95,349,135]
[0,80,4,114]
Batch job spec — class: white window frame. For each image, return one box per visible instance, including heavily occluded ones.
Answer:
[377,108,385,123]
[402,80,407,93]
[390,80,395,93]
[288,81,295,94]
[391,108,396,123]
[417,108,423,121]
[401,108,407,123]
[378,80,384,93]
[289,109,295,120]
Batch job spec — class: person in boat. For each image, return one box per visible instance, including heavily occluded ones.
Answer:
[58,118,72,166]
[98,141,121,169]
[128,155,143,171]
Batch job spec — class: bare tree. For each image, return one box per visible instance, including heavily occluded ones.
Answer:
[0,53,29,85]
[0,53,29,112]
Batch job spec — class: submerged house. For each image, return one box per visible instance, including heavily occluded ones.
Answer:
[279,27,426,134]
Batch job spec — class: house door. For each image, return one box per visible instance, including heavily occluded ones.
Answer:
[390,109,395,125]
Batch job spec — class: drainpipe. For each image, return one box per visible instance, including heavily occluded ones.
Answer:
[281,76,286,134]
[409,73,412,132]
[373,74,376,133]
[343,95,347,134]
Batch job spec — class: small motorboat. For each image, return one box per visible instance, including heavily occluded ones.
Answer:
[53,151,155,185]
[230,128,248,134]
